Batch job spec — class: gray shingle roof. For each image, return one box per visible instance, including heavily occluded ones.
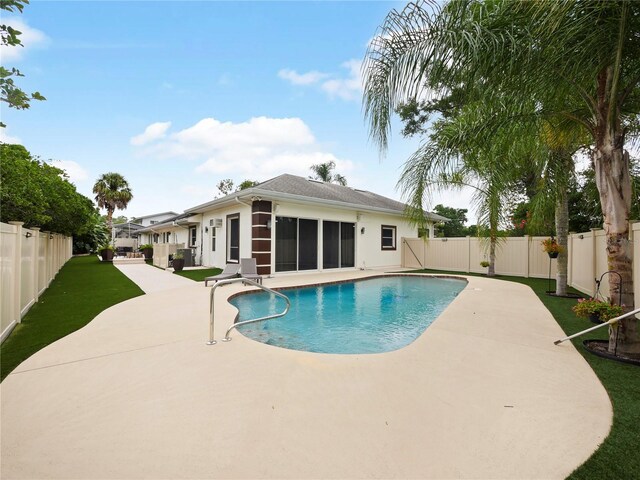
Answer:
[256,174,408,211]
[185,174,448,222]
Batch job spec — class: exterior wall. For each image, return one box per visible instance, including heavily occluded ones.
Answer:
[200,204,252,268]
[272,202,416,272]
[1,222,72,343]
[196,200,418,272]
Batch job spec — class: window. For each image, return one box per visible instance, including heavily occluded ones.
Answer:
[211,227,216,251]
[189,226,197,247]
[153,233,159,243]
[150,220,158,225]
[381,225,396,250]
[227,214,240,263]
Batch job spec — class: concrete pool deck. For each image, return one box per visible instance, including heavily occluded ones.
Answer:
[1,267,611,479]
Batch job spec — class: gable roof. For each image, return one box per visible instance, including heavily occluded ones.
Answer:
[131,211,178,221]
[185,174,448,222]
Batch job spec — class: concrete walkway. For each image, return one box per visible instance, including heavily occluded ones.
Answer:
[1,270,611,479]
[114,263,195,293]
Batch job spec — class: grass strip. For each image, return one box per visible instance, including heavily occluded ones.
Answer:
[173,268,222,282]
[409,268,639,479]
[0,256,144,382]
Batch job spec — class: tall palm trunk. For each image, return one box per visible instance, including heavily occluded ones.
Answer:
[487,235,496,277]
[555,189,568,296]
[593,69,637,354]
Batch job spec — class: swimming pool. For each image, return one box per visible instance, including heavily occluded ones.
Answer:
[229,275,466,354]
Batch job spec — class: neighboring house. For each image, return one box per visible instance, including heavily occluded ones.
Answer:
[113,212,178,252]
[131,211,179,227]
[137,212,202,266]
[112,221,145,251]
[138,174,446,274]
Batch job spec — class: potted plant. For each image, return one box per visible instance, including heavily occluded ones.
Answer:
[99,244,115,261]
[480,260,490,273]
[171,251,185,272]
[572,298,623,324]
[541,237,562,258]
[139,243,154,260]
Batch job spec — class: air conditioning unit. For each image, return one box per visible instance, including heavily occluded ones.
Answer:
[214,218,223,228]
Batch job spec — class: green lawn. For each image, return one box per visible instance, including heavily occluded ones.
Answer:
[409,269,640,480]
[173,267,222,282]
[0,256,144,382]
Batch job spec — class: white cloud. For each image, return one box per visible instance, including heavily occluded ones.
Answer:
[130,121,172,146]
[50,160,88,184]
[278,68,329,86]
[0,17,49,61]
[320,59,363,101]
[279,59,363,102]
[0,129,22,144]
[131,116,353,180]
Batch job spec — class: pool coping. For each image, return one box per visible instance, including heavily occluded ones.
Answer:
[1,269,612,479]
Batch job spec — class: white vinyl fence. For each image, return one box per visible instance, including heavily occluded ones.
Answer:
[152,243,185,269]
[402,222,640,302]
[1,221,73,343]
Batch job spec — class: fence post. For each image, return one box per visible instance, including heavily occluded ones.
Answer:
[8,222,24,324]
[524,235,530,278]
[466,236,471,273]
[568,232,574,287]
[31,227,40,302]
[591,228,599,297]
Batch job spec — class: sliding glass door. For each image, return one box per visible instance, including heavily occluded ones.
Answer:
[322,221,355,269]
[298,219,318,270]
[275,217,318,272]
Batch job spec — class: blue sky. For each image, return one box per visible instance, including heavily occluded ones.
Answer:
[2,1,473,220]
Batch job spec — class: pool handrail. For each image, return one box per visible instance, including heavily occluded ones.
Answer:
[553,306,640,345]
[208,277,291,345]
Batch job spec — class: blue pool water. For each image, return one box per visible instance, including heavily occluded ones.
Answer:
[229,276,466,354]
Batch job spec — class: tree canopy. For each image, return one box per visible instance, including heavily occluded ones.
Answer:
[0,144,95,236]
[0,0,45,128]
[92,172,133,230]
[363,0,640,352]
[309,161,347,186]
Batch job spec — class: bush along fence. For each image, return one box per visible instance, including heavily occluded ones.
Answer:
[401,222,640,303]
[1,221,73,343]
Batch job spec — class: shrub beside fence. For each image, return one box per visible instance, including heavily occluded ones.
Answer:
[402,222,639,302]
[1,221,72,343]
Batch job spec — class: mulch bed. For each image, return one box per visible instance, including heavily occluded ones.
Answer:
[583,340,640,366]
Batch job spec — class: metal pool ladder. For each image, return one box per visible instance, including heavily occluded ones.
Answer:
[207,277,291,345]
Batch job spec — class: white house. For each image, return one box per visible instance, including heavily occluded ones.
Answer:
[131,211,178,227]
[138,174,446,274]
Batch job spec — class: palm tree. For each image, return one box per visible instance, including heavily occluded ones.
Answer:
[309,161,347,186]
[363,0,640,354]
[92,172,133,232]
[399,110,518,277]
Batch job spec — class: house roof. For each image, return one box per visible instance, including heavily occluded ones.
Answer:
[185,174,448,222]
[113,222,145,231]
[136,212,199,233]
[131,211,178,221]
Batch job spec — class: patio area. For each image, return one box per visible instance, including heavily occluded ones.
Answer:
[1,267,611,479]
